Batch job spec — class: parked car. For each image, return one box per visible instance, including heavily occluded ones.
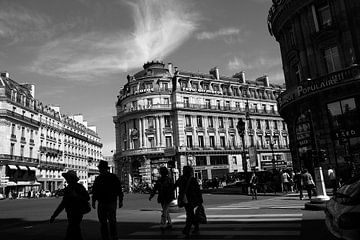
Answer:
[0,193,5,200]
[324,175,360,240]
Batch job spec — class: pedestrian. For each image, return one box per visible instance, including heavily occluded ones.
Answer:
[249,172,258,200]
[281,170,290,193]
[50,170,90,240]
[294,169,304,200]
[302,169,316,200]
[92,160,124,240]
[149,166,175,231]
[175,166,203,238]
[327,166,337,194]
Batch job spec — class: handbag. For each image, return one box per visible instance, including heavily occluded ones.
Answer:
[81,201,91,214]
[195,204,207,224]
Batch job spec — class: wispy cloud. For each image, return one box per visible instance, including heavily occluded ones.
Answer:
[228,56,281,71]
[196,27,246,43]
[29,0,199,81]
[0,3,51,44]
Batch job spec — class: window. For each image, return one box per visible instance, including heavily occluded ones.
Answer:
[185,115,191,127]
[219,117,224,128]
[208,116,214,128]
[11,124,15,135]
[293,63,302,83]
[145,83,153,89]
[225,101,230,110]
[229,118,234,128]
[164,116,171,127]
[184,97,189,107]
[233,88,239,96]
[209,136,215,147]
[256,119,261,129]
[186,135,193,147]
[21,127,25,138]
[205,99,210,109]
[198,136,204,147]
[271,105,275,113]
[318,4,332,28]
[10,143,14,156]
[274,120,278,129]
[220,136,226,147]
[203,84,209,91]
[147,98,153,107]
[282,121,286,130]
[132,101,137,109]
[162,82,169,91]
[262,104,267,113]
[265,120,270,129]
[163,98,169,105]
[196,156,207,166]
[232,156,237,165]
[148,137,155,148]
[217,100,221,109]
[196,116,203,127]
[20,145,24,157]
[165,136,172,147]
[30,147,33,159]
[230,135,235,147]
[235,102,240,109]
[324,46,341,73]
[191,82,199,90]
[148,117,154,128]
[253,104,258,112]
[30,130,34,139]
[210,156,228,165]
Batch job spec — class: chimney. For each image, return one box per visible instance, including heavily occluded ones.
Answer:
[210,67,220,80]
[168,63,173,76]
[232,71,246,83]
[256,75,269,87]
[1,72,10,78]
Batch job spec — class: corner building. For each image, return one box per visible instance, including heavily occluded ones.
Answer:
[114,61,292,188]
[268,0,360,179]
[0,72,103,197]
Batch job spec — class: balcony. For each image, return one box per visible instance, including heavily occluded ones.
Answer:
[256,129,263,135]
[29,139,35,145]
[10,134,16,142]
[20,137,26,144]
[0,154,38,164]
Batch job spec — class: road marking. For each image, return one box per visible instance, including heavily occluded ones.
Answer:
[130,230,301,236]
[150,222,301,229]
[177,213,302,218]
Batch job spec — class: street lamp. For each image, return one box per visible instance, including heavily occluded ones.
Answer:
[237,119,247,174]
[268,140,276,172]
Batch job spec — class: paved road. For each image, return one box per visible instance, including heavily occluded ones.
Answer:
[0,193,334,240]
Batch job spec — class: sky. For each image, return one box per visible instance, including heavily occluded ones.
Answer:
[0,0,283,156]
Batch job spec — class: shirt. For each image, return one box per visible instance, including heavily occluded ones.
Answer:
[92,172,123,203]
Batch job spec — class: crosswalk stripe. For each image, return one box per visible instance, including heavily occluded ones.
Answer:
[150,222,301,229]
[172,217,302,222]
[177,213,302,218]
[130,230,301,236]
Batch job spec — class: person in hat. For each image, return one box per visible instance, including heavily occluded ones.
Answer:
[92,160,123,240]
[50,170,90,240]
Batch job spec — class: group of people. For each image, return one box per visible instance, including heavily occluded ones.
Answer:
[50,160,123,240]
[149,165,204,238]
[293,168,317,200]
[50,161,204,239]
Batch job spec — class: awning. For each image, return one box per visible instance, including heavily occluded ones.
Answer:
[16,181,40,186]
[7,165,17,170]
[17,166,28,170]
[28,166,37,171]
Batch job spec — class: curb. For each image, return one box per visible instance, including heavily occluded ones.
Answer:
[304,202,327,211]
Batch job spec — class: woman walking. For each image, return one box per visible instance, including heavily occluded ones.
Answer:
[175,166,203,238]
[302,169,316,200]
[50,170,90,240]
[249,172,258,200]
[149,166,175,231]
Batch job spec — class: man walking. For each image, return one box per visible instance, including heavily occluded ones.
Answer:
[92,160,123,240]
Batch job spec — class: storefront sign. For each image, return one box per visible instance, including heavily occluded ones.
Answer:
[278,78,339,108]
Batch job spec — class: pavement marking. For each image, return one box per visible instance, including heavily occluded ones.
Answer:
[149,222,302,229]
[130,230,301,236]
[177,213,302,218]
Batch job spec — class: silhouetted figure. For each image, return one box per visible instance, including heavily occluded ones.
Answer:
[175,166,203,238]
[92,160,123,240]
[149,166,175,231]
[250,172,258,200]
[302,169,316,200]
[50,170,90,240]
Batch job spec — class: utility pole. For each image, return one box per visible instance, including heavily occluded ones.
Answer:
[237,118,248,194]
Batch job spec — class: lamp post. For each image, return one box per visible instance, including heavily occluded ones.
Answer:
[268,140,276,172]
[237,119,248,174]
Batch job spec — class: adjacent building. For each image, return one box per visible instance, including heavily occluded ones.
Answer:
[0,72,103,197]
[114,61,291,189]
[268,0,360,179]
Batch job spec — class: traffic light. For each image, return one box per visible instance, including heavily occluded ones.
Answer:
[319,149,328,162]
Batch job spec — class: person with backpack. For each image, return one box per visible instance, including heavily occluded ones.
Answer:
[175,166,203,238]
[50,170,90,240]
[302,169,317,200]
[149,166,175,231]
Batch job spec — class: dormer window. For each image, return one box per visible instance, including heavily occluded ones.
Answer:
[318,4,332,28]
